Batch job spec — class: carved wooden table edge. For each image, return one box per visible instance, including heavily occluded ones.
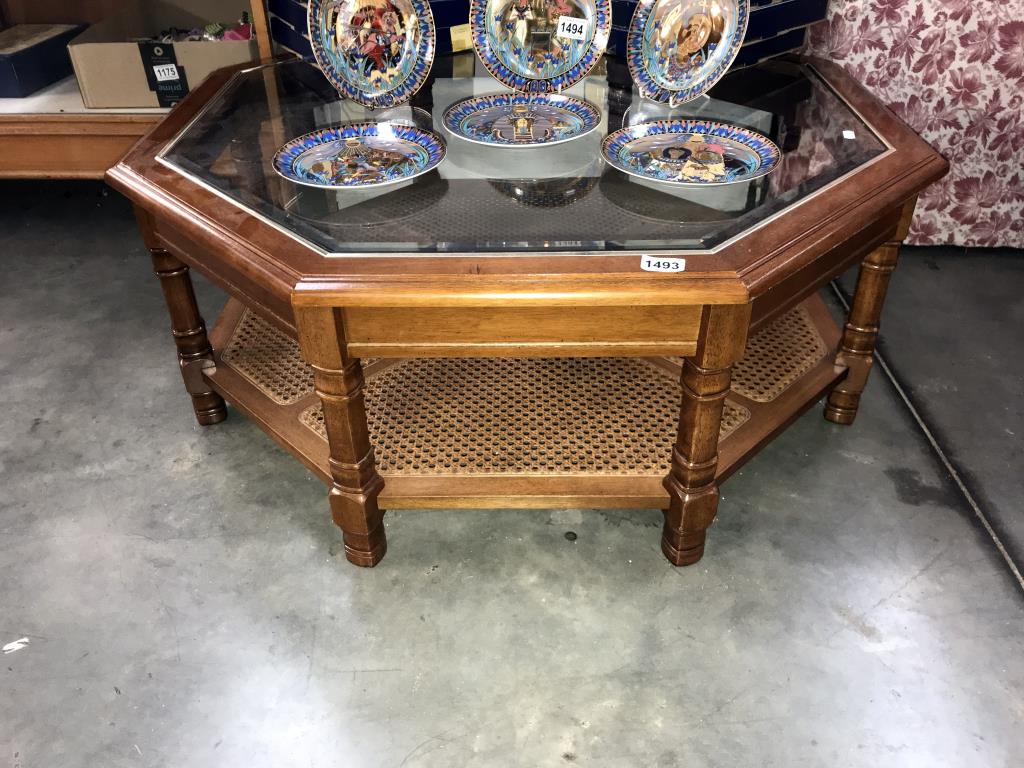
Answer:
[106,57,950,570]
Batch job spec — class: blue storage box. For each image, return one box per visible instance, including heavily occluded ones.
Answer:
[0,24,87,98]
[270,0,826,69]
[268,0,470,58]
[609,0,827,61]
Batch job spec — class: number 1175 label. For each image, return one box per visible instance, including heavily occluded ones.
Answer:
[153,63,180,82]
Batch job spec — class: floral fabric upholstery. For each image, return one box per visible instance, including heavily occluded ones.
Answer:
[805,0,1024,247]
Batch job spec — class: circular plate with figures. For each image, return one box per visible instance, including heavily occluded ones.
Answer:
[273,122,446,189]
[443,92,601,147]
[470,0,611,93]
[601,119,780,186]
[308,0,435,108]
[627,0,749,105]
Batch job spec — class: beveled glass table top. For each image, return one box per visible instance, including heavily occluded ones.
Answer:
[160,54,887,255]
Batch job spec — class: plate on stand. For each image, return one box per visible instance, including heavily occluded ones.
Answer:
[308,0,435,108]
[601,119,780,186]
[470,0,611,93]
[443,92,601,147]
[273,122,446,189]
[626,0,748,105]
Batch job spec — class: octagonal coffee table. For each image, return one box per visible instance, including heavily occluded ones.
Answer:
[107,54,947,567]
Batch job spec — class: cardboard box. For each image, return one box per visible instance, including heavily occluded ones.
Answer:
[0,24,87,97]
[68,0,256,109]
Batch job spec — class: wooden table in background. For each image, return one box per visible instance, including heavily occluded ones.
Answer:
[0,0,272,179]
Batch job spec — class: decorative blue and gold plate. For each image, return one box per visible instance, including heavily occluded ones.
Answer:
[470,0,611,93]
[273,122,446,189]
[308,0,435,108]
[627,0,748,105]
[443,92,601,147]
[601,119,780,186]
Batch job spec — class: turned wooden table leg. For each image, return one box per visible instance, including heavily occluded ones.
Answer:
[295,306,386,567]
[825,198,916,425]
[662,359,734,564]
[662,303,750,566]
[135,206,226,426]
[150,249,227,425]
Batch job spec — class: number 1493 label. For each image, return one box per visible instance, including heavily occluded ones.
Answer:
[557,16,590,41]
[640,257,686,273]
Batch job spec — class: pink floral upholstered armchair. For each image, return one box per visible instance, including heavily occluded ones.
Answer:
[804,0,1024,247]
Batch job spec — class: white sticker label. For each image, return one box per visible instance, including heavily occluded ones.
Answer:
[556,16,590,41]
[640,257,686,272]
[842,129,856,140]
[153,63,180,83]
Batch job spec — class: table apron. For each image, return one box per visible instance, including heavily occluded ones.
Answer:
[339,304,704,358]
[154,216,299,336]
[747,205,902,329]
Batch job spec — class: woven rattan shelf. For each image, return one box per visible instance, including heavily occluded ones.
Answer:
[203,293,844,511]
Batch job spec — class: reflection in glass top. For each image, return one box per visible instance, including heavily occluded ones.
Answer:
[159,54,887,255]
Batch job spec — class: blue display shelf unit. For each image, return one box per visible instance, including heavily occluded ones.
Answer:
[268,0,826,70]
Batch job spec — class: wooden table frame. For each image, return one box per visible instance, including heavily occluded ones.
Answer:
[108,58,947,568]
[0,0,272,179]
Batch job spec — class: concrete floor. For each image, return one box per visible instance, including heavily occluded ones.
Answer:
[839,251,1024,568]
[1,181,1022,767]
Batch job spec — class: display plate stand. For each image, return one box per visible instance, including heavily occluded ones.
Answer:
[203,293,842,510]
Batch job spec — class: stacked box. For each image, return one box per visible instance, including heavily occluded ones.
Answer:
[0,24,86,98]
[270,0,827,71]
[609,0,827,67]
[267,0,312,56]
[68,0,257,108]
[269,0,470,58]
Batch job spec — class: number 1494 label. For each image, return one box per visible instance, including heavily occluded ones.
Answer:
[640,257,686,273]
[557,16,590,41]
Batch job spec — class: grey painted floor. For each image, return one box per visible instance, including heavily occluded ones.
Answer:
[1,182,1022,768]
[839,250,1024,569]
